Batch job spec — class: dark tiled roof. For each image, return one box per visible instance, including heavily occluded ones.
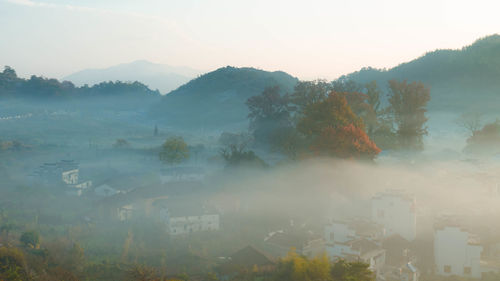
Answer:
[229,246,275,267]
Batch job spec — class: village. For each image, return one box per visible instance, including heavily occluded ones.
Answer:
[24,156,500,281]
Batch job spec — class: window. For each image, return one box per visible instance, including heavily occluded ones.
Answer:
[464,267,471,275]
[444,265,451,273]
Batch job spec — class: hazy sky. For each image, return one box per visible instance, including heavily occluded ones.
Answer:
[1,0,499,80]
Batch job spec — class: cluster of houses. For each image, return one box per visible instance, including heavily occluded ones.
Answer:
[32,160,93,196]
[29,160,221,238]
[114,197,221,235]
[247,189,500,281]
[324,190,500,280]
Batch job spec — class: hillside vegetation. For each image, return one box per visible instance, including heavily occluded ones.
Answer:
[340,34,500,112]
[151,66,298,130]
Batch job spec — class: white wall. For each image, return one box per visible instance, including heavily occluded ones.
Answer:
[325,222,357,244]
[166,214,219,235]
[62,169,79,185]
[434,226,482,279]
[372,192,416,241]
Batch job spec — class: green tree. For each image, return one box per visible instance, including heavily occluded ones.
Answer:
[0,247,29,281]
[275,250,332,281]
[0,222,16,242]
[364,81,381,138]
[159,137,189,165]
[331,259,375,281]
[387,80,430,150]
[464,120,500,154]
[113,139,130,148]
[220,144,267,168]
[20,230,40,248]
[246,86,294,149]
[290,80,331,114]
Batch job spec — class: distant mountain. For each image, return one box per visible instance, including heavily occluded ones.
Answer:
[150,66,299,130]
[0,66,160,102]
[64,60,201,94]
[340,34,500,112]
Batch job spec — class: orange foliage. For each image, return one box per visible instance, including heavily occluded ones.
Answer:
[298,91,380,159]
[312,124,381,160]
[297,91,362,137]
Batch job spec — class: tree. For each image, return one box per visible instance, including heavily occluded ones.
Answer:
[331,79,363,93]
[127,264,158,281]
[0,222,16,242]
[113,139,130,148]
[0,247,29,281]
[275,250,331,281]
[365,81,381,114]
[464,120,500,154]
[2,66,17,80]
[297,92,380,159]
[220,144,267,168]
[312,124,381,160]
[20,231,40,248]
[364,81,381,138]
[218,132,253,148]
[456,112,483,137]
[297,91,362,138]
[290,80,331,114]
[159,137,189,165]
[331,259,375,281]
[387,80,430,150]
[246,86,294,149]
[66,243,85,273]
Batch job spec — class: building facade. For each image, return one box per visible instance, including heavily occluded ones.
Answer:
[434,226,482,279]
[372,190,417,241]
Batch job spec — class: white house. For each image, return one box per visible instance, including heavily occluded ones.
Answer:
[62,169,79,185]
[118,204,135,221]
[159,207,219,235]
[434,226,482,278]
[159,167,205,184]
[325,220,386,277]
[326,238,386,276]
[325,220,384,245]
[372,190,416,241]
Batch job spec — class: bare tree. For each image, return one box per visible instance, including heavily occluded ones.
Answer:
[456,112,483,137]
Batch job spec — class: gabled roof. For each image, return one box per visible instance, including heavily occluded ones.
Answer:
[229,246,275,267]
[340,238,381,256]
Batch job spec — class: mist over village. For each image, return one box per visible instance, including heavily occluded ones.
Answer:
[1,1,500,281]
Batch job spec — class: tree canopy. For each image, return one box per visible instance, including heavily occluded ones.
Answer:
[159,137,190,165]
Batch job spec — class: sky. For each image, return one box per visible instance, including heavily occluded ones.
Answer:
[1,0,499,80]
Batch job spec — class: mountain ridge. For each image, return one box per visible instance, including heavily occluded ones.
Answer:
[151,66,299,130]
[64,60,202,94]
[339,34,500,112]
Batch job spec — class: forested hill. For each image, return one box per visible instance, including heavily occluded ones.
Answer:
[339,34,500,112]
[150,66,299,130]
[0,66,161,100]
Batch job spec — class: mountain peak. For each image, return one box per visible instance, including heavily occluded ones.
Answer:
[64,61,202,93]
[151,66,298,129]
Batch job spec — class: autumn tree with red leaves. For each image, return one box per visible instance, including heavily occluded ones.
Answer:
[313,124,381,159]
[297,92,381,160]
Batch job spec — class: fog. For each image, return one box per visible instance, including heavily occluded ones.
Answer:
[2,92,500,280]
[3,36,500,280]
